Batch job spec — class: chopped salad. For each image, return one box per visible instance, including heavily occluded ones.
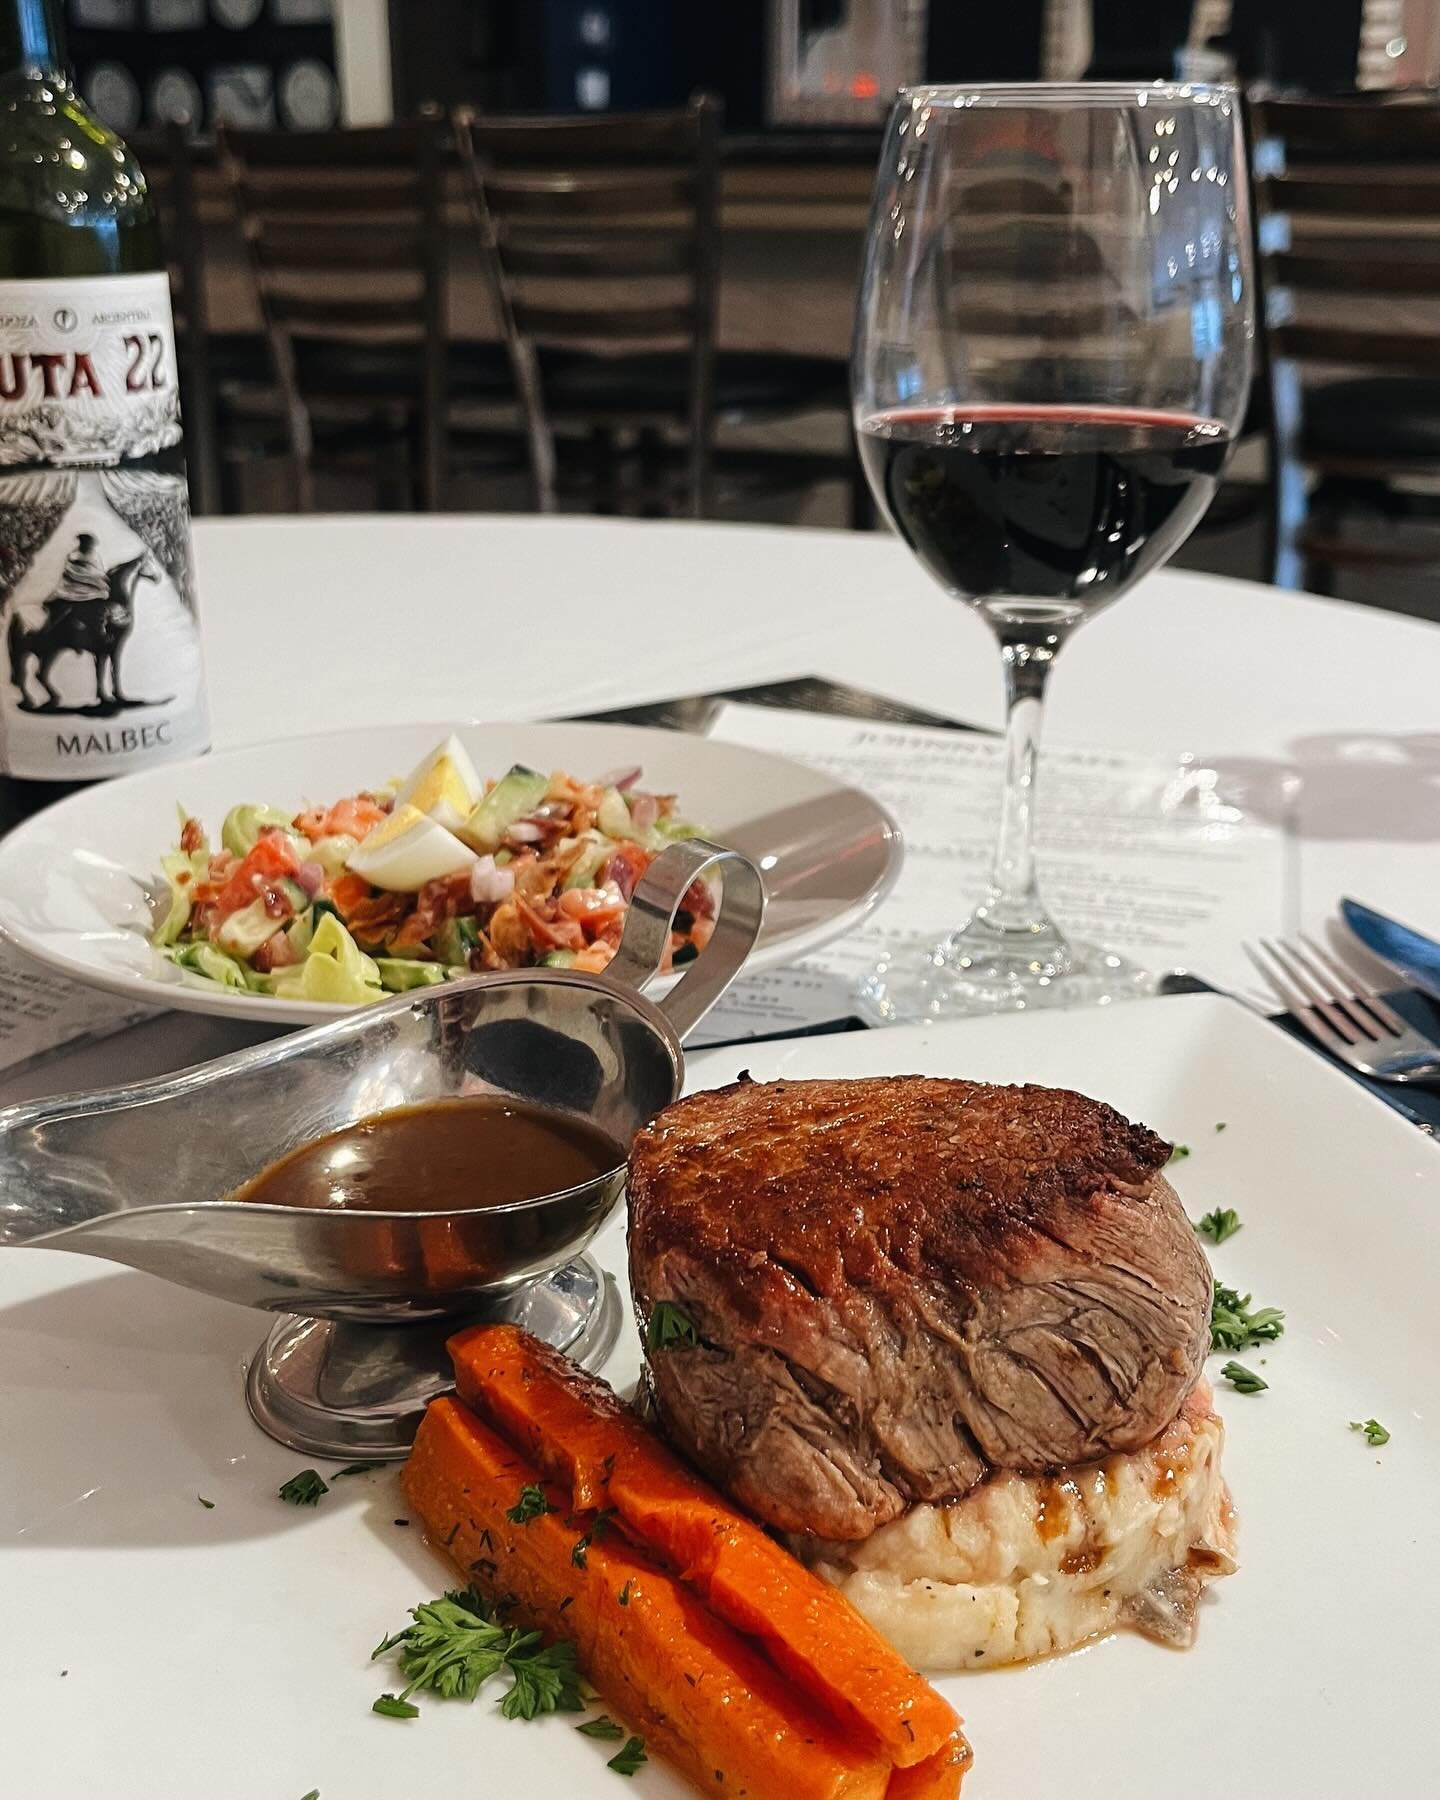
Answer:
[153,735,712,1003]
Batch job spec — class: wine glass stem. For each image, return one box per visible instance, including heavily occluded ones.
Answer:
[973,633,1065,940]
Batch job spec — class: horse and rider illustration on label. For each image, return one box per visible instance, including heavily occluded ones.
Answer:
[0,271,208,779]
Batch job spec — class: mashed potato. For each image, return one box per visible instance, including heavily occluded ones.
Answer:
[796,1384,1236,1671]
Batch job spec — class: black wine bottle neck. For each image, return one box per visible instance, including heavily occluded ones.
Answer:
[0,0,69,79]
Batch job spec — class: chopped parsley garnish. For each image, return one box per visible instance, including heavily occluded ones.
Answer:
[197,1495,214,1509]
[300,1791,320,1799]
[608,1736,648,1777]
[1210,1283,1285,1353]
[1194,1207,1242,1244]
[505,1483,551,1525]
[278,1468,329,1506]
[500,1634,583,1720]
[1169,1144,1191,1162]
[578,1716,627,1741]
[372,1587,581,1723]
[1350,1418,1390,1447]
[1221,1360,1267,1395]
[617,1580,632,1607]
[646,1301,699,1352]
[571,1508,615,1569]
[373,1694,420,1719]
[1215,1121,1227,1132]
[335,1461,384,1478]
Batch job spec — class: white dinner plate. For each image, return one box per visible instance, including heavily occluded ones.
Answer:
[0,720,901,1023]
[2,993,1436,1797]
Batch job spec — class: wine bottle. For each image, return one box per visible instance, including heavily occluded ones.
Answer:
[0,0,208,825]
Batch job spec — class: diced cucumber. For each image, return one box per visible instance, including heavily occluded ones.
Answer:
[285,905,316,958]
[307,832,359,875]
[596,786,631,839]
[216,896,285,957]
[542,949,577,969]
[458,765,548,853]
[278,878,310,912]
[656,817,702,842]
[432,915,480,967]
[376,958,448,992]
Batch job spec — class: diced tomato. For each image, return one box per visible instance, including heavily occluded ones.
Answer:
[214,831,300,916]
[600,840,652,902]
[324,871,373,920]
[252,930,300,973]
[293,794,389,842]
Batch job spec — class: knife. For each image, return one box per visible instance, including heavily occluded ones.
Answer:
[1341,898,1440,1005]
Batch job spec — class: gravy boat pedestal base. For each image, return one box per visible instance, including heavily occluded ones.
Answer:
[246,1253,622,1460]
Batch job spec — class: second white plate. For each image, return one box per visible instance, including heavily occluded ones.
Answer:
[0,719,901,1023]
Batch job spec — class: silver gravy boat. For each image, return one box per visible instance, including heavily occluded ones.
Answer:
[0,839,762,1459]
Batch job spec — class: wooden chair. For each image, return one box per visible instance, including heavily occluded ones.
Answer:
[454,99,852,520]
[216,120,512,512]
[1252,96,1440,591]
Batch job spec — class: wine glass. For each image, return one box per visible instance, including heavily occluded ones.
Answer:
[852,82,1254,1021]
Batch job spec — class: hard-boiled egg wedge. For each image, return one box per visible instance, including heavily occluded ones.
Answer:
[345,803,477,892]
[394,735,483,832]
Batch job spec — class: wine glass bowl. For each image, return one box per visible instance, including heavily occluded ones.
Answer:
[852,83,1254,1020]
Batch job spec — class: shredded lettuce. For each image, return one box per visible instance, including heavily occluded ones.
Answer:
[163,941,250,990]
[375,957,448,992]
[268,912,383,1004]
[151,849,206,947]
[222,803,299,860]
[216,896,283,958]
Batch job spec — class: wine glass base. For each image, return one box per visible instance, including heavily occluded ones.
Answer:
[856,934,1156,1025]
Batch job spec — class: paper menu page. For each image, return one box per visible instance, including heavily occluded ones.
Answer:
[691,703,1289,1044]
[0,937,154,1083]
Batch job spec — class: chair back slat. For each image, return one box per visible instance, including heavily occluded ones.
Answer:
[454,97,721,517]
[501,234,693,278]
[1271,323,1440,370]
[217,120,451,510]
[510,300,694,342]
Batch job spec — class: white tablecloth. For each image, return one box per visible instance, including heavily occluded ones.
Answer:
[9,511,1440,1100]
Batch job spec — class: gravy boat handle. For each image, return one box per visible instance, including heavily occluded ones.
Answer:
[604,839,763,1040]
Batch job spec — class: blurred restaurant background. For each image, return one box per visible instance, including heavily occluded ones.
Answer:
[65,0,1440,621]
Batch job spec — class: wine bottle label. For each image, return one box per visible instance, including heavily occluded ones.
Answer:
[0,271,209,779]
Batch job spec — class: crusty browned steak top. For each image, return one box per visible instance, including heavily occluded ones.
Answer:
[628,1075,1210,1541]
[629,1074,1172,1312]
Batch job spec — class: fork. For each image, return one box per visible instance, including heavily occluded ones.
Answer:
[1245,934,1440,1084]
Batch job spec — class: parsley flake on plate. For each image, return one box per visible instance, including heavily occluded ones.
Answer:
[506,1484,551,1525]
[608,1736,649,1777]
[1221,1360,1267,1395]
[1194,1207,1242,1244]
[1350,1418,1390,1447]
[578,1716,627,1741]
[1210,1283,1284,1353]
[334,1461,384,1478]
[1169,1144,1191,1162]
[373,1694,420,1719]
[278,1468,329,1506]
[197,1495,215,1509]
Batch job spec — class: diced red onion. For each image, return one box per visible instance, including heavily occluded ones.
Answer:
[504,821,545,845]
[470,855,515,905]
[629,792,659,832]
[595,765,642,792]
[296,860,326,898]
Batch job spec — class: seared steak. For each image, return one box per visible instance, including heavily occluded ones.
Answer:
[628,1076,1211,1541]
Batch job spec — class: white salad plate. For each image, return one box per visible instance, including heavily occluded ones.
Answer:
[2,992,1436,1798]
[0,719,901,1023]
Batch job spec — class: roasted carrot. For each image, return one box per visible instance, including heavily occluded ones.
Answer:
[403,1396,893,1800]
[885,1734,973,1800]
[447,1324,964,1772]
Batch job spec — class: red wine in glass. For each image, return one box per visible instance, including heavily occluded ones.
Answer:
[858,406,1231,630]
